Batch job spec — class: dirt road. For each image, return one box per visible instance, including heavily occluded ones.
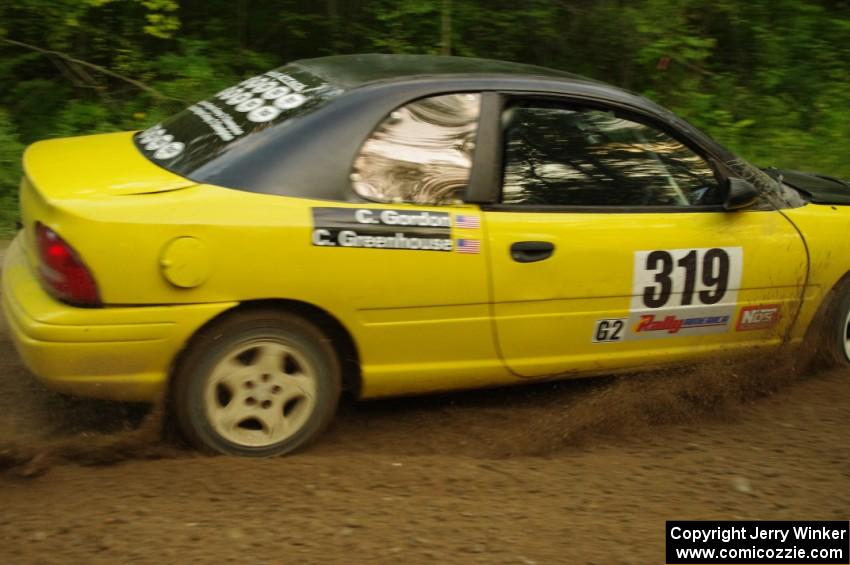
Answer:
[0,241,848,564]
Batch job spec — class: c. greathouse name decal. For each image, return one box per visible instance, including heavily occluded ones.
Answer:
[311,207,453,251]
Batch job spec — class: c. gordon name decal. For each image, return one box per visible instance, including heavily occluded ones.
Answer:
[349,209,451,228]
[312,207,452,251]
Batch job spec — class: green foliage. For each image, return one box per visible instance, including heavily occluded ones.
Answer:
[0,111,23,236]
[140,0,181,39]
[0,0,849,233]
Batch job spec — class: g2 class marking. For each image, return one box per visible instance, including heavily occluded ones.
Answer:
[593,318,626,343]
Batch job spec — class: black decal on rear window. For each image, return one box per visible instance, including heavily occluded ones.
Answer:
[135,65,345,176]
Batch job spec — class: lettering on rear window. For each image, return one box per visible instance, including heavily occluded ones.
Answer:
[134,64,344,174]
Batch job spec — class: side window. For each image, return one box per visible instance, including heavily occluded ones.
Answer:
[501,101,721,207]
[352,93,481,205]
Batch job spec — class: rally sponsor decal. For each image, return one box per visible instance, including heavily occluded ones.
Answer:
[633,313,730,335]
[592,310,734,343]
[624,306,735,341]
[736,304,781,331]
[311,207,452,251]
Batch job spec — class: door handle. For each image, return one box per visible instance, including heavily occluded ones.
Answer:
[510,241,555,263]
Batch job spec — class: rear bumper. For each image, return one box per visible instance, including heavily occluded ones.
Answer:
[1,235,236,401]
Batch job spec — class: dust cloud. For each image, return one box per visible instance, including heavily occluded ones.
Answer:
[0,302,832,475]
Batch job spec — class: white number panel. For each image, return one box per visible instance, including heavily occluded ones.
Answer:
[625,247,743,340]
[630,247,743,310]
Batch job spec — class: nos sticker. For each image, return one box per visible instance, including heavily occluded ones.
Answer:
[736,304,781,331]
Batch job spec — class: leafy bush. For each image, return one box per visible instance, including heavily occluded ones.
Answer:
[0,110,23,236]
[0,0,848,235]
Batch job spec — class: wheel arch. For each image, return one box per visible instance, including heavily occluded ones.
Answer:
[170,298,362,398]
[800,269,850,352]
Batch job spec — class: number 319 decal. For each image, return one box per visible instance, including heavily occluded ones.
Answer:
[630,247,743,310]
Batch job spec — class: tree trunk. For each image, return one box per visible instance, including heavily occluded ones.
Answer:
[441,0,452,55]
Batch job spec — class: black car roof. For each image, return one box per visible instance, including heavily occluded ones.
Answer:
[290,54,727,158]
[150,53,736,201]
[292,54,689,137]
[293,53,595,88]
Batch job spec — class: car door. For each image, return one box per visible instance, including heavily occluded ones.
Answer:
[482,98,808,378]
[321,91,508,396]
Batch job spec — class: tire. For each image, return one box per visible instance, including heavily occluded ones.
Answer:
[819,281,850,368]
[172,309,341,457]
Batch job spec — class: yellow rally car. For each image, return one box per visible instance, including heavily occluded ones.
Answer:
[4,54,850,456]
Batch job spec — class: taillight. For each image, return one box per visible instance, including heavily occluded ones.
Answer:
[35,223,101,307]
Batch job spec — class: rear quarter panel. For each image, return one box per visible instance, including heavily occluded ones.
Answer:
[36,185,511,397]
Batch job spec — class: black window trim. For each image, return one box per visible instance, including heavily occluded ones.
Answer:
[480,203,729,213]
[466,91,504,204]
[466,90,735,213]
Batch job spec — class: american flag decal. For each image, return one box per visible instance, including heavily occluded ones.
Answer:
[454,214,481,229]
[456,239,481,254]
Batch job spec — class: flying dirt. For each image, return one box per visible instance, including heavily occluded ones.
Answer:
[0,242,848,564]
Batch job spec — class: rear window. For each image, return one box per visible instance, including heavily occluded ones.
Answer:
[135,65,344,177]
[351,93,481,205]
